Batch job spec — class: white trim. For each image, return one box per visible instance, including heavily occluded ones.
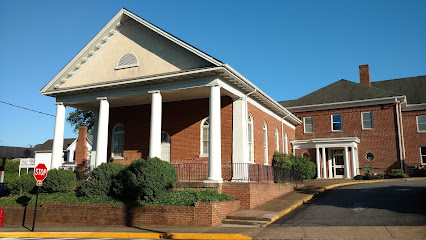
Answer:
[275,127,279,151]
[303,116,314,133]
[395,103,404,171]
[416,115,426,133]
[200,117,209,158]
[331,114,342,132]
[247,97,295,129]
[263,121,268,165]
[248,113,254,163]
[284,131,288,154]
[287,96,405,113]
[420,147,426,165]
[361,111,374,130]
[115,52,139,70]
[402,103,426,111]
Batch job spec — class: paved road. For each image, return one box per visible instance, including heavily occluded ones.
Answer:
[271,180,426,226]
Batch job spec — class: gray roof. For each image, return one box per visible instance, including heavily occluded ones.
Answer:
[34,135,93,152]
[371,76,426,104]
[279,80,403,107]
[0,146,35,158]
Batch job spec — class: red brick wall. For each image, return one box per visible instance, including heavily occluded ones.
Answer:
[1,200,239,227]
[221,182,295,209]
[107,96,233,165]
[294,104,401,173]
[75,126,88,166]
[402,110,426,166]
[247,103,294,165]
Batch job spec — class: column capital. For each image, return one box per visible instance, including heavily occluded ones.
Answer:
[148,90,161,94]
[206,80,221,88]
[96,97,108,101]
[54,102,64,106]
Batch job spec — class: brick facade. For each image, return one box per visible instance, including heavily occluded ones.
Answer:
[402,110,426,166]
[1,200,240,227]
[294,103,402,174]
[74,126,88,167]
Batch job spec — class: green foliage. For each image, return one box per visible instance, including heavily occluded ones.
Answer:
[4,159,20,182]
[113,158,177,202]
[7,173,36,195]
[148,190,234,206]
[273,152,316,179]
[386,169,409,178]
[353,175,363,180]
[41,169,77,193]
[66,109,95,134]
[77,162,124,197]
[354,173,385,180]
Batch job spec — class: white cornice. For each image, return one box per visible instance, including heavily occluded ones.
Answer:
[287,96,406,113]
[402,103,426,111]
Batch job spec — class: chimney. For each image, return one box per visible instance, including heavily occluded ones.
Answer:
[75,126,88,167]
[359,64,371,86]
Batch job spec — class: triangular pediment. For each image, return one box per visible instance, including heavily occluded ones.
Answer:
[41,9,221,94]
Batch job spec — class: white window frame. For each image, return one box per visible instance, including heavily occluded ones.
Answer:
[331,114,342,132]
[263,121,269,165]
[361,111,374,130]
[248,114,254,162]
[284,131,288,154]
[111,124,125,159]
[420,147,426,165]
[303,117,314,133]
[200,117,209,158]
[275,127,279,151]
[417,115,426,133]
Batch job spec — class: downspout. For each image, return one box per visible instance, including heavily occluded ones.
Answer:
[398,99,407,172]
[395,100,404,172]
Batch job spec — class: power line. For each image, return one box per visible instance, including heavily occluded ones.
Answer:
[0,100,55,117]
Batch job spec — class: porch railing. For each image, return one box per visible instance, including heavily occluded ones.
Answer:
[172,163,302,183]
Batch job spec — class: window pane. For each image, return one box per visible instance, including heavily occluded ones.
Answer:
[305,124,313,133]
[305,117,313,125]
[304,117,313,133]
[422,156,426,164]
[363,112,373,129]
[418,115,426,131]
[333,114,341,122]
[333,122,342,131]
[421,147,426,155]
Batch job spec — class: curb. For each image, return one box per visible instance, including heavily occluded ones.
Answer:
[0,232,252,240]
[260,179,387,227]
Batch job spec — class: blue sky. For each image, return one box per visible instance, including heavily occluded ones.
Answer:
[0,0,425,147]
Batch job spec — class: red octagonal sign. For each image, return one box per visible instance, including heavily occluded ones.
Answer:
[34,163,48,181]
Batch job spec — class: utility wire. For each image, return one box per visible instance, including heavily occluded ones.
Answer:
[0,100,55,117]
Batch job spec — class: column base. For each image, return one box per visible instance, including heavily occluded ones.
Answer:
[231,178,250,183]
[204,178,223,184]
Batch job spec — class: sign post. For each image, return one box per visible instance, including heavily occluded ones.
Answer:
[32,163,47,231]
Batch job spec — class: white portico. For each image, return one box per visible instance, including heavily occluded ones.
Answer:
[292,137,360,179]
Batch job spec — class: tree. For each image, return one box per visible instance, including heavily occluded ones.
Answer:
[66,109,95,134]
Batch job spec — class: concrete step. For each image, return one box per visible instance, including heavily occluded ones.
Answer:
[222,218,269,226]
[226,215,272,222]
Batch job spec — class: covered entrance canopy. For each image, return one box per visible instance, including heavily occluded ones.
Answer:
[292,137,360,179]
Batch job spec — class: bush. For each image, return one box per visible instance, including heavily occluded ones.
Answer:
[149,190,233,206]
[8,173,36,195]
[113,158,177,202]
[386,169,409,179]
[273,152,316,179]
[4,159,20,182]
[41,169,77,193]
[77,162,123,197]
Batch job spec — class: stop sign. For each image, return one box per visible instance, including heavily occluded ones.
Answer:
[34,163,48,181]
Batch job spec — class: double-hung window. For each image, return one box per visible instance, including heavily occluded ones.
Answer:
[112,124,125,158]
[417,115,426,132]
[303,117,314,133]
[200,118,209,157]
[362,112,374,129]
[420,147,426,165]
[331,114,342,131]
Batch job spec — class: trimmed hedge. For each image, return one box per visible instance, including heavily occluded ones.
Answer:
[113,158,177,202]
[77,162,123,197]
[273,152,316,179]
[148,190,234,206]
[41,169,77,193]
[386,169,409,178]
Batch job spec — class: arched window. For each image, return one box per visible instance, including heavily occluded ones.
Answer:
[248,114,254,162]
[200,118,209,157]
[285,131,288,154]
[275,127,279,151]
[263,121,269,165]
[116,53,139,70]
[112,124,125,158]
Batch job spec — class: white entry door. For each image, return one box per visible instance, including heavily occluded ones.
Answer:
[332,149,345,179]
[161,132,171,163]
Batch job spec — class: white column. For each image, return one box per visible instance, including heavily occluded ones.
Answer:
[355,148,360,175]
[149,90,162,159]
[95,97,109,167]
[351,147,357,177]
[344,146,351,179]
[322,147,327,179]
[316,147,321,179]
[205,84,223,183]
[90,110,99,168]
[51,102,66,169]
[232,98,249,181]
[328,149,333,178]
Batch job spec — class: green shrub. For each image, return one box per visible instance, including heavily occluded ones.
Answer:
[77,162,124,197]
[273,152,316,179]
[386,169,409,178]
[41,169,77,193]
[4,159,20,182]
[113,158,177,202]
[149,190,233,206]
[8,173,36,195]
[354,175,363,180]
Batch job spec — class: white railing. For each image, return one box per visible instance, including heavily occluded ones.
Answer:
[19,158,35,167]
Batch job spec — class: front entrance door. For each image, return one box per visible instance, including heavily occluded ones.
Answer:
[161,131,171,163]
[332,149,345,179]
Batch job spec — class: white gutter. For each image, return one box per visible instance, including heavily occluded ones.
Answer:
[395,100,405,172]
